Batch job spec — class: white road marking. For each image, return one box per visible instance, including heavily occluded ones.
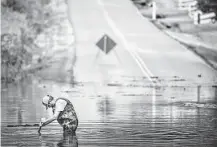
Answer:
[98,0,157,118]
[97,0,157,86]
[129,48,153,81]
[131,49,154,78]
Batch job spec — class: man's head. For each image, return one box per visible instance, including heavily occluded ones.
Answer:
[42,95,55,110]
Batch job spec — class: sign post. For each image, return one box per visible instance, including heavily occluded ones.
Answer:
[96,34,117,115]
[152,2,156,20]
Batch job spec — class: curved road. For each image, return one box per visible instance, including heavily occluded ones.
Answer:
[67,0,217,85]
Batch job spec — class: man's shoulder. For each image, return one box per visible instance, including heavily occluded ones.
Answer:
[56,97,68,102]
[56,98,67,105]
[55,98,67,112]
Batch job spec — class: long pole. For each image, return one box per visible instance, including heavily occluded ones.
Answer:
[152,2,156,20]
[197,85,201,103]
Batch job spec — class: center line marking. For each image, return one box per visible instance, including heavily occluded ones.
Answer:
[98,0,159,86]
[98,0,158,119]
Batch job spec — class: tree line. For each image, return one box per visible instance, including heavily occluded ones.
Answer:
[197,0,217,16]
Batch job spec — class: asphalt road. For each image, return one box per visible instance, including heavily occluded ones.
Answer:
[67,0,217,85]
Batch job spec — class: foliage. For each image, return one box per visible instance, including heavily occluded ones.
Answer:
[1,33,31,82]
[1,0,73,82]
[1,0,51,82]
[197,0,217,16]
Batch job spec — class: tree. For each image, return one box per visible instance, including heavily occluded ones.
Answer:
[1,0,51,82]
[197,0,217,16]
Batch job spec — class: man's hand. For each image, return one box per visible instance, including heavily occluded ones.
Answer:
[41,118,46,123]
[39,118,46,126]
[38,118,46,134]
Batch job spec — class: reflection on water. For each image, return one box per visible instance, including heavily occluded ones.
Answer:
[97,96,115,117]
[39,132,78,147]
[1,75,217,146]
[1,76,40,125]
[57,132,78,147]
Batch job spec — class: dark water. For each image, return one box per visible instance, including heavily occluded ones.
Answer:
[1,75,217,147]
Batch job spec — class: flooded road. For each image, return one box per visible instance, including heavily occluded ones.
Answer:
[2,0,217,146]
[1,75,217,147]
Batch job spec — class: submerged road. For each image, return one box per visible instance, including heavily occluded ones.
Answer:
[1,0,217,146]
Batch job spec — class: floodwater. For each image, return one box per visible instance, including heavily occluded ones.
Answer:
[1,75,217,147]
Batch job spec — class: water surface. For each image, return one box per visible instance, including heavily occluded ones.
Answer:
[1,75,217,146]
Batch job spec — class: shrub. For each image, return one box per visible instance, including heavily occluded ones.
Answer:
[1,0,51,82]
[197,0,217,17]
[1,33,28,82]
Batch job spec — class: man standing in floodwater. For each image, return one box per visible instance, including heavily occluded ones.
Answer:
[38,95,78,134]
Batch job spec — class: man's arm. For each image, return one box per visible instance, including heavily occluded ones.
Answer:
[39,99,67,129]
[41,111,60,127]
[38,111,61,134]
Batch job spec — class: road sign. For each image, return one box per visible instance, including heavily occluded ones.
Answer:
[96,34,116,54]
